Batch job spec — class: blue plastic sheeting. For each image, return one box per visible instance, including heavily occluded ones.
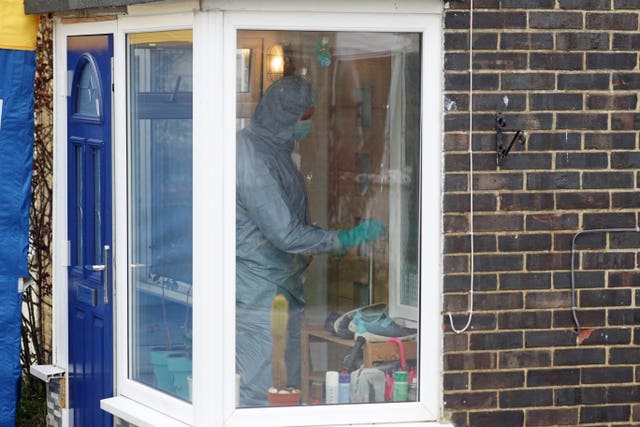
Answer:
[0,48,36,427]
[0,276,23,427]
[0,48,36,278]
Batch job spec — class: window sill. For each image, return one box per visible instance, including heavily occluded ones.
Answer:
[102,396,452,427]
[101,396,190,427]
[328,423,454,427]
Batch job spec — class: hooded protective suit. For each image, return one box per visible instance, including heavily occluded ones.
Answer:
[236,76,342,406]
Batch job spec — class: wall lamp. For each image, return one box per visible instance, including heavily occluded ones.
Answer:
[266,44,285,81]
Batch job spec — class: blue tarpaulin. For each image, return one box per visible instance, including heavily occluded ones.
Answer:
[0,46,37,427]
[0,49,35,278]
[0,278,23,427]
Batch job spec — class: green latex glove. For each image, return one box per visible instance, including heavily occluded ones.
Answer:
[337,219,387,248]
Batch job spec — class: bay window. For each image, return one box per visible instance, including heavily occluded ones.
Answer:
[234,29,422,408]
[103,3,442,426]
[221,9,442,426]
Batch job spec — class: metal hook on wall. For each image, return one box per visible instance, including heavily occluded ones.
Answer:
[495,112,526,166]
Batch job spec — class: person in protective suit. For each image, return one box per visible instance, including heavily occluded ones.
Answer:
[236,75,385,407]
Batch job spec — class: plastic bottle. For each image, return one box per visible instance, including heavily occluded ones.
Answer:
[407,378,417,401]
[325,371,339,404]
[338,372,350,404]
[393,371,408,402]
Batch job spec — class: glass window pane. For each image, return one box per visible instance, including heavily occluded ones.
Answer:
[76,144,83,266]
[235,30,420,408]
[236,48,252,93]
[76,62,100,116]
[93,147,103,265]
[127,30,193,402]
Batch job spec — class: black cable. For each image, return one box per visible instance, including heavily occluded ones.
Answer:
[570,227,640,335]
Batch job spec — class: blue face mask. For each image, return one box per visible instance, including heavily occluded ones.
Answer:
[293,120,312,142]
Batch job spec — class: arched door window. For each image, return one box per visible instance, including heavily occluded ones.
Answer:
[74,57,102,119]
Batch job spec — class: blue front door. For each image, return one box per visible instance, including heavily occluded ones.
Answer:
[67,34,113,427]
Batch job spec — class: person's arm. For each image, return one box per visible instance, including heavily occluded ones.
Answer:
[239,158,340,255]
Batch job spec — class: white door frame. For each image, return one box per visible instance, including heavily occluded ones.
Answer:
[111,11,196,426]
[52,17,118,426]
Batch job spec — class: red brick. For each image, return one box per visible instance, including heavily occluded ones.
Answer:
[526,253,572,271]
[469,410,524,427]
[587,12,638,30]
[499,389,553,408]
[471,371,524,390]
[445,373,469,391]
[499,350,551,369]
[444,293,470,312]
[525,291,571,309]
[444,333,469,352]
[526,214,578,230]
[470,332,523,350]
[475,292,523,310]
[445,352,497,371]
[526,408,579,426]
[527,368,580,387]
[444,391,497,410]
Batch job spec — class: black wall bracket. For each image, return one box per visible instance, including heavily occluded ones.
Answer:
[496,113,526,166]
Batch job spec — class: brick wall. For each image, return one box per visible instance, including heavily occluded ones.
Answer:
[443,1,640,426]
[45,379,63,427]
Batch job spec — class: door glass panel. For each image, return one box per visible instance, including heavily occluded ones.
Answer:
[235,30,421,408]
[76,144,84,266]
[127,30,193,402]
[76,62,100,116]
[93,147,103,265]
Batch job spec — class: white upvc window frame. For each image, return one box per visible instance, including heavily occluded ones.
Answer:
[111,10,196,426]
[94,1,444,426]
[211,4,444,427]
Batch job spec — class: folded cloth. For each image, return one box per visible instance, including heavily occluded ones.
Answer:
[350,368,385,403]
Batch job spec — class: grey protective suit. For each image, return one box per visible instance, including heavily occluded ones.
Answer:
[236,76,342,407]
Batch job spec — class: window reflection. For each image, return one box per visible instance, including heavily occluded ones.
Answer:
[236,48,251,93]
[93,147,102,264]
[235,30,421,408]
[75,145,83,266]
[127,30,193,402]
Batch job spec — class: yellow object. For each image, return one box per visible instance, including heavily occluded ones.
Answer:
[270,294,289,389]
[0,0,40,51]
[128,30,192,45]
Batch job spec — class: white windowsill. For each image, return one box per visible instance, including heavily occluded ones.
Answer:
[101,396,190,427]
[327,423,454,427]
[102,395,452,427]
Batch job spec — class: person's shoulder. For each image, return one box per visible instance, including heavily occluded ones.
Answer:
[237,133,277,174]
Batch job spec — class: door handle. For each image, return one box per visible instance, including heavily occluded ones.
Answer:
[103,245,111,304]
[129,263,147,269]
[85,245,111,304]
